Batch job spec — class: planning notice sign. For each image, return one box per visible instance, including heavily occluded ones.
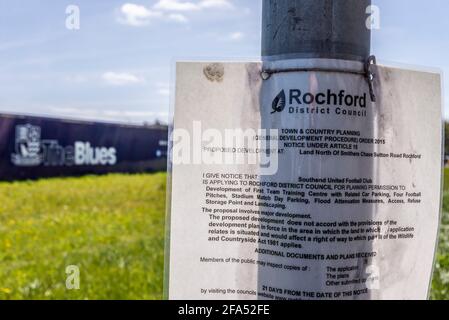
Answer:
[166,59,442,300]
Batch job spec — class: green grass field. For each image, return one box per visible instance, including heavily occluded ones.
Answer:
[0,174,166,300]
[431,169,449,300]
[0,171,448,300]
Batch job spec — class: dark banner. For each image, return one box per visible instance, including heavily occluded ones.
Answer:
[0,113,168,181]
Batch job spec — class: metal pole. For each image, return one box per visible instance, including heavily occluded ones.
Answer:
[262,0,371,62]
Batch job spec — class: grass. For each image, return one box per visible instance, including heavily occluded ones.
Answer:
[0,171,448,299]
[0,173,166,300]
[431,169,449,299]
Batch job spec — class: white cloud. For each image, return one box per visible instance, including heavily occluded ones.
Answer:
[154,0,233,11]
[199,0,233,10]
[65,74,89,83]
[228,31,244,41]
[102,72,144,86]
[118,1,234,26]
[154,0,200,11]
[118,3,162,26]
[156,82,170,96]
[168,13,189,23]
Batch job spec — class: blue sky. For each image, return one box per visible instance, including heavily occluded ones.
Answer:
[0,0,448,124]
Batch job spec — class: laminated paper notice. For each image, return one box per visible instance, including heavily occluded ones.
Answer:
[167,59,442,300]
